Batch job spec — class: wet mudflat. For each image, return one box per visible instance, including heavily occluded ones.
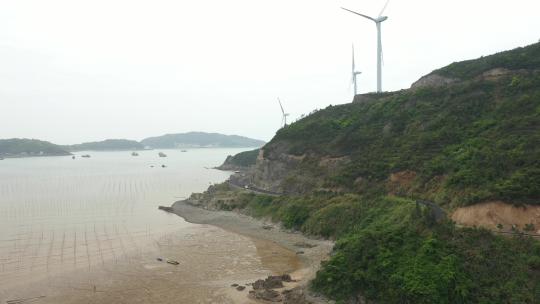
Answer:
[0,149,299,303]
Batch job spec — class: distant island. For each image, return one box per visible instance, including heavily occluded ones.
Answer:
[0,138,71,158]
[0,132,265,158]
[140,132,265,149]
[64,139,144,151]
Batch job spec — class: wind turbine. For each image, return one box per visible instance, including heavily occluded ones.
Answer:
[342,0,390,93]
[278,98,289,128]
[352,44,362,96]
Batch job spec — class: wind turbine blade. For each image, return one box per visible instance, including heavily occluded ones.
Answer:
[278,98,285,115]
[378,0,390,17]
[340,7,376,22]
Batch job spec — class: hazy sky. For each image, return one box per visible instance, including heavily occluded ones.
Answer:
[1,0,539,144]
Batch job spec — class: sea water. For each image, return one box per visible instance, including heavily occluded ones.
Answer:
[0,149,239,292]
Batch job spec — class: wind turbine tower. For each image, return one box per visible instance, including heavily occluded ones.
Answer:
[352,44,362,95]
[278,98,290,128]
[342,0,390,93]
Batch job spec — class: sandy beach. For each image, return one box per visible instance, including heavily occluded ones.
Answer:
[171,200,334,303]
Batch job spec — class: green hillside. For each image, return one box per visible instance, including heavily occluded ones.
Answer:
[198,43,540,303]
[216,149,259,170]
[0,138,71,157]
[66,139,144,151]
[265,43,540,208]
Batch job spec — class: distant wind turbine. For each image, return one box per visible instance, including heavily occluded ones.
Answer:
[278,98,290,128]
[342,0,390,93]
[351,44,362,96]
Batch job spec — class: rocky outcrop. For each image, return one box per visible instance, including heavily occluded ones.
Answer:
[215,155,245,171]
[233,146,309,193]
[410,74,458,89]
[452,201,540,234]
[353,93,378,104]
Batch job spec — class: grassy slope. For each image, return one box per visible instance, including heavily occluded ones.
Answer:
[215,43,540,303]
[220,149,259,168]
[265,43,540,207]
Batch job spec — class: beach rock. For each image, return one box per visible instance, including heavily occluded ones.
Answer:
[262,225,274,230]
[296,251,304,255]
[293,242,316,248]
[158,206,173,212]
[250,289,282,302]
[231,283,239,287]
[236,286,246,291]
[282,287,313,304]
[252,274,293,290]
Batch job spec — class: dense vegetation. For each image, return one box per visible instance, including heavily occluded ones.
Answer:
[141,132,265,148]
[65,139,144,151]
[205,43,540,303]
[0,138,71,157]
[265,44,540,207]
[203,186,539,304]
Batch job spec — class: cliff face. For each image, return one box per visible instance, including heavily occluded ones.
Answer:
[236,142,353,194]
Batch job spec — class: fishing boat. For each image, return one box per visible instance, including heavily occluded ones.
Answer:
[181,150,187,152]
[81,154,91,158]
[158,152,167,157]
[131,152,139,156]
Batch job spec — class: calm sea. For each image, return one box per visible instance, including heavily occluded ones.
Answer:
[0,148,242,285]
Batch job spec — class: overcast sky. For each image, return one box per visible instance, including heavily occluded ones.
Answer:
[1,0,539,144]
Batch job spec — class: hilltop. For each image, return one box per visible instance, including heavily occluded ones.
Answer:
[0,138,71,158]
[255,42,540,208]
[141,132,265,148]
[182,42,540,303]
[65,139,144,151]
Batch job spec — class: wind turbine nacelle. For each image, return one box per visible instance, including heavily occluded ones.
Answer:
[376,16,388,22]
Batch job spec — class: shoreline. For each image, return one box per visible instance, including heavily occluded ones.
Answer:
[170,200,334,303]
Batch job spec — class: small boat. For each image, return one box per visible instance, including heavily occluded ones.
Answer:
[181,150,187,152]
[166,260,179,265]
[72,156,75,159]
[158,152,167,157]
[81,154,91,158]
[131,152,139,156]
[161,164,167,168]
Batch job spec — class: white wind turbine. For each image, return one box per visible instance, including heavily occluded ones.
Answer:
[342,0,390,93]
[278,98,289,128]
[351,44,362,96]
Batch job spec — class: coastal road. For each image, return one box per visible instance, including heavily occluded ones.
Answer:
[227,179,283,196]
